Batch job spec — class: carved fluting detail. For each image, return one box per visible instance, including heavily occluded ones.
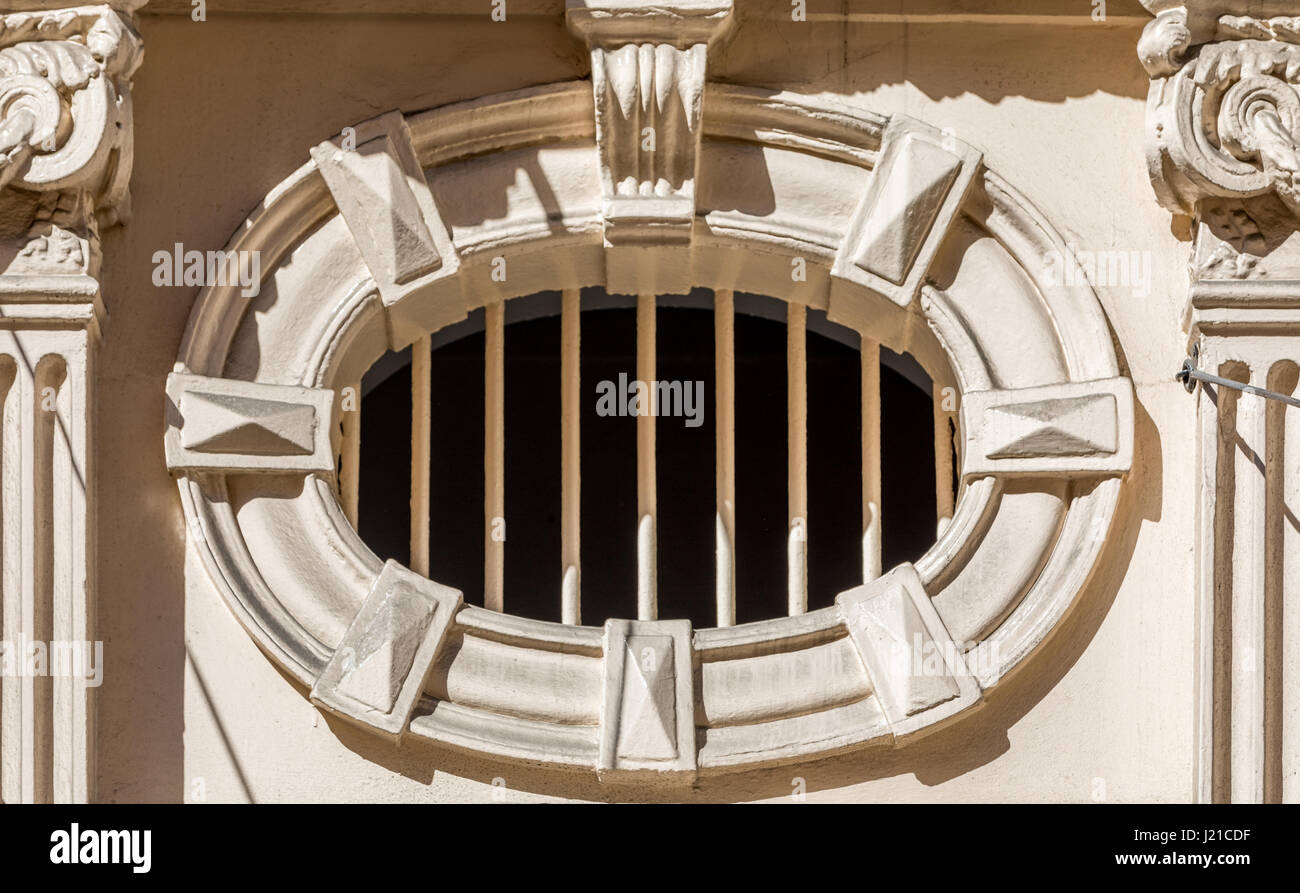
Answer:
[592,41,704,241]
[568,1,732,256]
[1142,2,1300,218]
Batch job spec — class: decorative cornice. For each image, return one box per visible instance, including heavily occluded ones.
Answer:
[566,0,732,47]
[0,3,142,285]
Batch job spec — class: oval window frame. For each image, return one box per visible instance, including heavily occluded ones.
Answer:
[166,82,1132,782]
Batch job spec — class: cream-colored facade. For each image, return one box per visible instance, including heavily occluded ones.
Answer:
[0,0,1295,804]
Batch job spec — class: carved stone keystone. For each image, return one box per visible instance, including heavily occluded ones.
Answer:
[567,0,733,295]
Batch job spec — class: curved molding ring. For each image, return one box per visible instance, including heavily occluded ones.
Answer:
[167,81,1133,781]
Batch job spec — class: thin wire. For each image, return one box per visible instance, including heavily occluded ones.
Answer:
[1178,359,1300,410]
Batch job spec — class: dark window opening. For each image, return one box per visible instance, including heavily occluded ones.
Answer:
[356,289,940,627]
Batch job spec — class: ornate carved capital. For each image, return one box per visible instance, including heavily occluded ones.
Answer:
[1142,2,1300,219]
[0,4,142,284]
[567,1,732,286]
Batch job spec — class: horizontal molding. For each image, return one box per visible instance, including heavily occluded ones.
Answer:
[140,0,1150,21]
[1191,279,1300,310]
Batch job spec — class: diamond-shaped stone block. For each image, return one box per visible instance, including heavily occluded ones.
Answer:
[311,561,463,740]
[615,635,679,761]
[836,563,980,741]
[312,111,462,349]
[312,127,442,288]
[847,137,962,286]
[962,377,1134,478]
[986,394,1117,459]
[180,390,316,455]
[830,118,982,314]
[165,373,336,474]
[598,619,696,781]
[334,592,432,711]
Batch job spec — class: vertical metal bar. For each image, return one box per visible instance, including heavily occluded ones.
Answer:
[787,302,807,616]
[934,380,955,537]
[715,289,736,627]
[636,292,657,621]
[561,288,581,625]
[861,337,882,583]
[485,300,506,613]
[410,337,431,577]
[339,380,361,529]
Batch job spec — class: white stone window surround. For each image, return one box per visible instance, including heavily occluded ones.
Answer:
[163,81,1133,783]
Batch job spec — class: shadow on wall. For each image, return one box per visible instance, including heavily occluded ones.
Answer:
[713,0,1152,103]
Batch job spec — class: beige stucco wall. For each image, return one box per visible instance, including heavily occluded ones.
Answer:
[94,9,1192,802]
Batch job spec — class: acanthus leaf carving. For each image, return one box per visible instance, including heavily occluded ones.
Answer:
[1142,2,1300,222]
[0,4,141,280]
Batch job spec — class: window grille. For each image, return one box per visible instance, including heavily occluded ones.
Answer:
[346,288,953,628]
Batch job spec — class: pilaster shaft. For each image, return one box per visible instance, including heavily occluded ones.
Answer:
[0,2,140,804]
[1142,1,1300,802]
